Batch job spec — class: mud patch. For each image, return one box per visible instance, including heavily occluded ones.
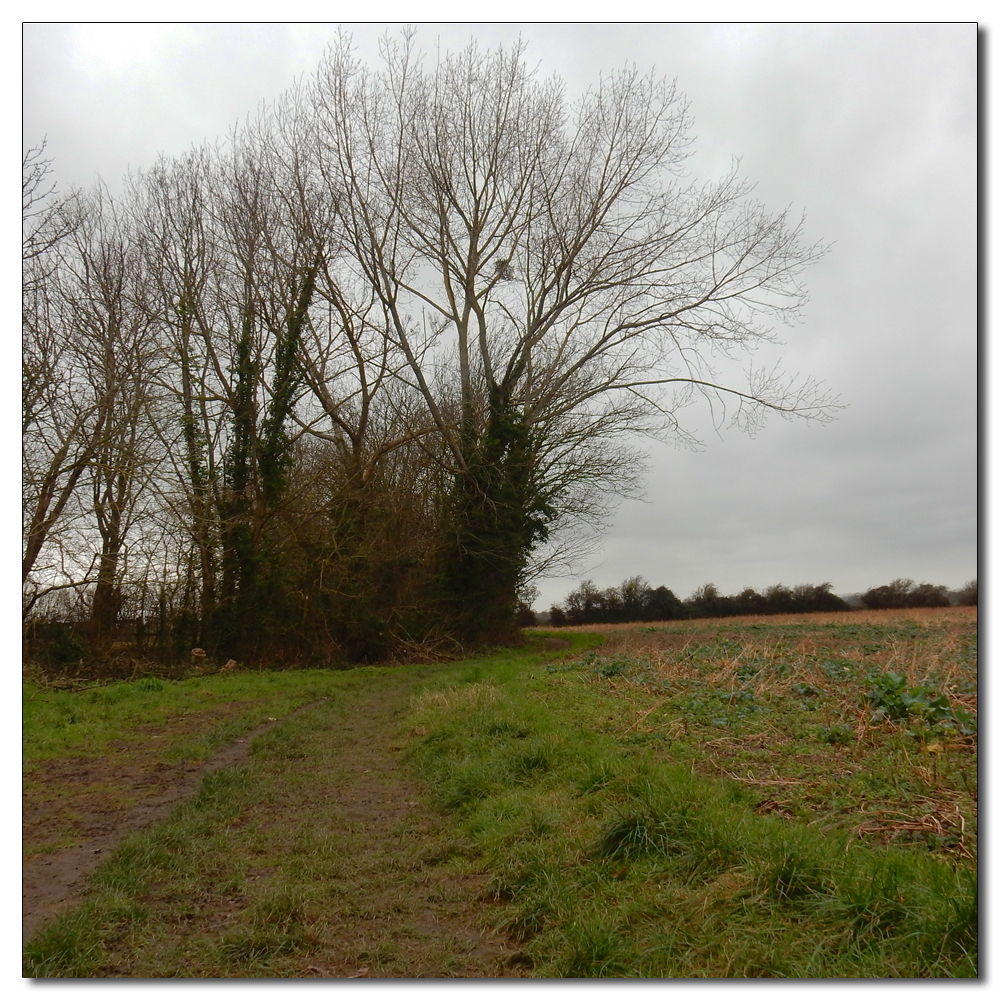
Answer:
[23,701,324,940]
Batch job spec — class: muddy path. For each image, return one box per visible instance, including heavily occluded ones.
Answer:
[266,682,521,978]
[22,701,325,940]
[24,675,523,977]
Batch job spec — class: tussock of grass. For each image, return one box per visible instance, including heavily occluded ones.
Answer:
[410,681,503,715]
[23,907,107,978]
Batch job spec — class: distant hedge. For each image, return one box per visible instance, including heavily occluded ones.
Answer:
[860,578,969,610]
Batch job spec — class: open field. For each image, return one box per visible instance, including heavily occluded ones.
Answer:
[543,605,978,630]
[528,607,978,859]
[24,607,977,977]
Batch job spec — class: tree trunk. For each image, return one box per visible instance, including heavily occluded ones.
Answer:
[443,388,552,647]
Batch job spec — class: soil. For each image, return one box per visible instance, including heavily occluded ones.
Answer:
[22,701,325,940]
[24,680,523,978]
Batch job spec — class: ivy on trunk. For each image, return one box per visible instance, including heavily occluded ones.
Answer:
[443,386,553,647]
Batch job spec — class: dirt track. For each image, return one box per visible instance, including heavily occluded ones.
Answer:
[24,681,520,977]
[23,704,324,940]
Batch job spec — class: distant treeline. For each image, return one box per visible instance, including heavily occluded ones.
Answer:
[543,576,977,626]
[859,577,976,610]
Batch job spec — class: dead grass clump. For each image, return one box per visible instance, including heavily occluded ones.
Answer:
[410,682,503,715]
[855,795,974,859]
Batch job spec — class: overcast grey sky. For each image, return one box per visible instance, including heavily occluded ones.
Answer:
[22,22,978,608]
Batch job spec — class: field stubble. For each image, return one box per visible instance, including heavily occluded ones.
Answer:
[562,607,977,855]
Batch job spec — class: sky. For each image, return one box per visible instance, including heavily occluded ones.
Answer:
[21,21,979,610]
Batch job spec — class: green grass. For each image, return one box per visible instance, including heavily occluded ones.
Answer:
[405,621,978,977]
[23,667,353,764]
[23,618,977,978]
[24,660,519,978]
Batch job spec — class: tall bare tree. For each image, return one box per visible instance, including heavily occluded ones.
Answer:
[133,130,334,657]
[302,32,835,643]
[65,190,165,641]
[22,148,97,608]
[23,177,166,629]
[129,149,228,640]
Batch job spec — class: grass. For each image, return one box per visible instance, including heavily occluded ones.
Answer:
[406,612,977,977]
[24,660,527,978]
[23,667,348,764]
[22,665,376,861]
[23,609,977,977]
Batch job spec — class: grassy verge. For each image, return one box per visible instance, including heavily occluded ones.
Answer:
[405,618,977,977]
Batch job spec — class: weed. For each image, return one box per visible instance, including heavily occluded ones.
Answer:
[816,723,855,745]
[866,669,977,735]
[582,652,637,678]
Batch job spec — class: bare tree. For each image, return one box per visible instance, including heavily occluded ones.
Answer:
[23,34,840,663]
[302,32,836,644]
[22,178,167,631]
[65,189,166,641]
[23,141,78,281]
[129,148,230,639]
[131,127,359,658]
[22,151,99,605]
